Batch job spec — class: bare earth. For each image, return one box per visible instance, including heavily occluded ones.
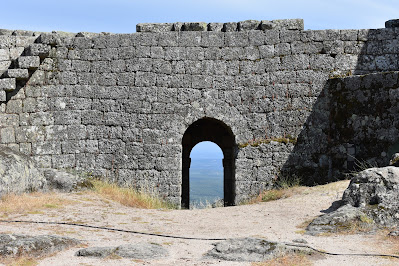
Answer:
[1,180,398,265]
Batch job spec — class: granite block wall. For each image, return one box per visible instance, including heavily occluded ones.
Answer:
[0,19,398,206]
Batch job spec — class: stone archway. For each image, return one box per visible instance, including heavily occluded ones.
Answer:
[181,117,236,208]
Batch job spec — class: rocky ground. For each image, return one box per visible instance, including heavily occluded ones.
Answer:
[1,180,399,265]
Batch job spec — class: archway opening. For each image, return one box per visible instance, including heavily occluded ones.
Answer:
[182,117,235,209]
[190,141,223,208]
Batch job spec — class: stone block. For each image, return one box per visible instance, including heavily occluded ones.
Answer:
[32,141,61,155]
[225,32,249,47]
[238,20,260,31]
[135,46,151,58]
[5,99,22,113]
[223,22,238,32]
[9,47,24,60]
[201,32,224,47]
[19,142,32,155]
[53,110,81,125]
[340,30,358,41]
[275,43,291,56]
[12,30,34,36]
[0,29,13,35]
[0,78,16,92]
[117,73,135,86]
[280,30,301,43]
[0,127,15,143]
[136,23,174,32]
[0,90,5,101]
[100,48,118,60]
[178,32,201,46]
[137,32,159,46]
[158,32,178,47]
[272,19,304,30]
[0,49,9,61]
[264,30,280,45]
[248,31,265,46]
[173,22,184,31]
[73,37,93,49]
[26,43,51,57]
[385,19,399,28]
[322,40,344,54]
[260,20,274,30]
[150,46,164,59]
[99,139,126,154]
[208,23,224,32]
[281,54,310,70]
[164,47,186,60]
[6,69,29,79]
[80,49,101,61]
[152,59,172,74]
[183,22,207,31]
[17,56,40,69]
[52,154,76,168]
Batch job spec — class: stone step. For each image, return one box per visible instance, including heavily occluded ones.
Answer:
[0,78,16,92]
[5,69,29,80]
[25,43,51,58]
[17,56,40,69]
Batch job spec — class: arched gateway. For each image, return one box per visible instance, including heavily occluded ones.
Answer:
[181,118,236,208]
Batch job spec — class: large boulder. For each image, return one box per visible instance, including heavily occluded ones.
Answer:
[0,146,47,197]
[342,166,399,227]
[42,168,93,192]
[0,234,80,257]
[307,166,399,235]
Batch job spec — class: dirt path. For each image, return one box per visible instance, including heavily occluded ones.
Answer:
[1,180,398,265]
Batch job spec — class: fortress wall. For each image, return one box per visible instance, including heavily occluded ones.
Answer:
[329,71,399,172]
[0,34,38,75]
[0,22,398,205]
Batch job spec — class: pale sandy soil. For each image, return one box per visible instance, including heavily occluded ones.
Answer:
[1,180,399,265]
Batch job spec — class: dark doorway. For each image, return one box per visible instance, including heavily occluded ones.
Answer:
[182,118,236,209]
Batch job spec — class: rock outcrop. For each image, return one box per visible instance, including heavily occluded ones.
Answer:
[0,146,47,197]
[43,169,93,192]
[307,166,399,235]
[204,238,314,262]
[75,243,169,259]
[0,234,80,257]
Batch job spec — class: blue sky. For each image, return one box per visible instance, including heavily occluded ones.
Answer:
[1,0,398,33]
[191,142,223,159]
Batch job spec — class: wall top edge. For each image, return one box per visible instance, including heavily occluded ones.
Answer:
[1,19,398,38]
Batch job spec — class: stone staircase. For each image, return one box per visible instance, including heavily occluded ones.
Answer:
[0,42,50,102]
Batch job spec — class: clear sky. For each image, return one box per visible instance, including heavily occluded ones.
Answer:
[1,0,398,33]
[191,142,223,159]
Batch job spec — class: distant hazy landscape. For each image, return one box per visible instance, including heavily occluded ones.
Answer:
[190,158,223,208]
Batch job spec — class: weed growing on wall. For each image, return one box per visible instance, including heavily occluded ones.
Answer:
[238,135,297,148]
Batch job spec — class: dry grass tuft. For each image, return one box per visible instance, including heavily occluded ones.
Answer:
[252,253,313,266]
[0,192,72,217]
[90,180,175,209]
[246,176,302,204]
[0,256,38,266]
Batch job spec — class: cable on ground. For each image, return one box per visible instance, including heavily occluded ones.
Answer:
[1,220,399,259]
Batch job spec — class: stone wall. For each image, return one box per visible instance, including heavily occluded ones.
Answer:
[0,19,398,206]
[328,71,399,173]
